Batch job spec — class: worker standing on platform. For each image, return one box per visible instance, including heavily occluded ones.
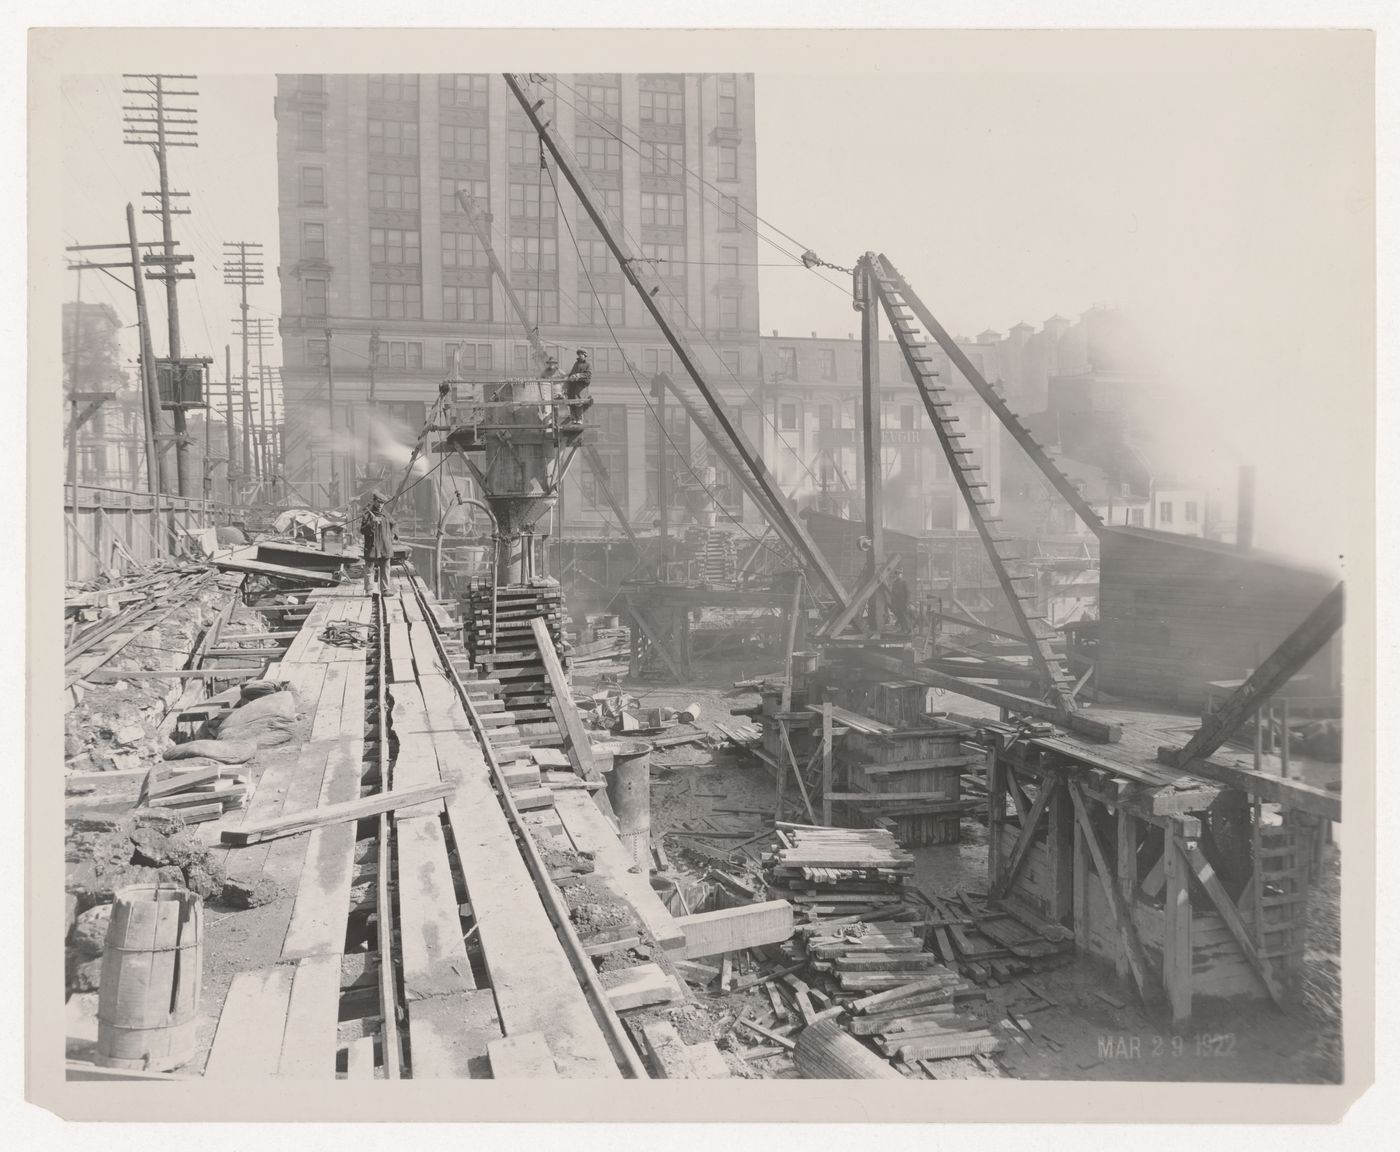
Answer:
[562,348,592,429]
[889,564,913,633]
[360,492,395,595]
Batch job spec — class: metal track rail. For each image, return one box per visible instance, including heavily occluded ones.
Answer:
[404,579,648,1079]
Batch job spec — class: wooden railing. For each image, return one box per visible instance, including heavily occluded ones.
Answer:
[64,484,245,584]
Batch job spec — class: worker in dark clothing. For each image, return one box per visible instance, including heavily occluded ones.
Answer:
[360,492,396,595]
[562,348,592,429]
[888,567,913,633]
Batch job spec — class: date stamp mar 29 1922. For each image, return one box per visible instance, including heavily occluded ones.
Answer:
[1097,1033,1238,1060]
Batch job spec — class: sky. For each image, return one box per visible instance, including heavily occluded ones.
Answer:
[59,42,1373,568]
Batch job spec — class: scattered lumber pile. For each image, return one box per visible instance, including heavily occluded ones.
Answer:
[135,763,249,824]
[920,888,1073,986]
[765,825,919,921]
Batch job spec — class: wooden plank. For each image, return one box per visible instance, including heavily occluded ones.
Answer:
[529,617,598,782]
[853,649,1121,743]
[436,728,621,1078]
[345,1036,375,1080]
[1163,833,1193,1025]
[276,954,342,1078]
[602,962,682,1010]
[396,814,477,998]
[281,740,365,960]
[220,781,453,846]
[553,789,685,950]
[87,666,266,682]
[672,900,794,960]
[821,704,834,827]
[488,1031,559,1079]
[204,966,294,1079]
[405,988,502,1079]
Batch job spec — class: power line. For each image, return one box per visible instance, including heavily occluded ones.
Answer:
[543,159,789,562]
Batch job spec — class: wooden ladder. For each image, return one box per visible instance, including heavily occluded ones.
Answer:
[869,260,1077,711]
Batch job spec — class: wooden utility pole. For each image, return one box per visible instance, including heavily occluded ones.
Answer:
[125,74,200,497]
[223,241,264,494]
[858,255,885,631]
[224,344,236,500]
[126,206,165,505]
[66,215,168,515]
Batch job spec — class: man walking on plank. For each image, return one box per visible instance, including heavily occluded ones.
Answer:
[360,492,395,595]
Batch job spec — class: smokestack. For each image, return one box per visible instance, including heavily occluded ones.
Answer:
[1237,465,1256,549]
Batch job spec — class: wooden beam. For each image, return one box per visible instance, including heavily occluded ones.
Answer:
[817,552,901,638]
[1179,838,1286,1010]
[88,666,265,681]
[1116,806,1136,984]
[529,617,599,782]
[1162,833,1193,1025]
[777,720,819,825]
[780,574,803,712]
[674,900,795,961]
[1153,753,1340,824]
[852,649,1121,743]
[992,772,1057,898]
[1067,779,1154,1005]
[220,781,453,846]
[821,703,834,827]
[1162,581,1343,770]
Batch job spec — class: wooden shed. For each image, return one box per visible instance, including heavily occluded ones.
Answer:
[1097,528,1341,709]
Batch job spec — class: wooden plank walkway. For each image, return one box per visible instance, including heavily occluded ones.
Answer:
[206,593,372,1079]
[396,592,620,1079]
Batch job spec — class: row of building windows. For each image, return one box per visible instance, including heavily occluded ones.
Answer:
[307,74,740,127]
[300,272,748,329]
[303,335,746,381]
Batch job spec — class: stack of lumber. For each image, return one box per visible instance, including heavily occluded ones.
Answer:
[920,888,1072,986]
[839,977,1004,1067]
[765,825,919,920]
[462,581,567,742]
[135,763,249,824]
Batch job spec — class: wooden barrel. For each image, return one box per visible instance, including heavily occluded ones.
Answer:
[96,884,203,1072]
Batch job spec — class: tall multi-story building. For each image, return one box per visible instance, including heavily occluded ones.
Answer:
[273,72,762,531]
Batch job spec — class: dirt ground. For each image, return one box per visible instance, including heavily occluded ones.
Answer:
[579,654,1346,1085]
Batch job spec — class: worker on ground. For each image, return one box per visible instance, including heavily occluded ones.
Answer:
[889,565,913,633]
[562,348,592,430]
[360,492,395,596]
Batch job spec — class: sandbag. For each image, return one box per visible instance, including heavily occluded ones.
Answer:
[240,678,288,702]
[219,717,295,748]
[164,739,256,765]
[215,690,298,733]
